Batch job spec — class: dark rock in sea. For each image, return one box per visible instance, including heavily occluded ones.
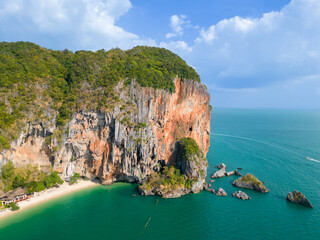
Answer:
[216,188,227,196]
[218,163,226,169]
[232,191,251,200]
[234,170,242,176]
[204,184,216,193]
[286,191,313,208]
[232,174,269,193]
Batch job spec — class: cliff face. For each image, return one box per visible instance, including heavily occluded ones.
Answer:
[0,78,211,184]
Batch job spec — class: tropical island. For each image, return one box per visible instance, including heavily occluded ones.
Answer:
[0,41,211,217]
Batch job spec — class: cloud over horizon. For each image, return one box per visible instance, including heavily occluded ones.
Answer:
[172,0,320,89]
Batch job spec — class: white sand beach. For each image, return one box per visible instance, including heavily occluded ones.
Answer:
[0,180,98,220]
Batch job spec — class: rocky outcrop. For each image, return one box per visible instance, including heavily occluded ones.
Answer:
[204,183,215,193]
[0,78,211,187]
[226,170,242,176]
[138,137,208,198]
[232,191,251,200]
[232,174,269,193]
[176,137,208,193]
[211,163,241,178]
[287,191,313,208]
[211,163,226,178]
[162,189,190,199]
[216,188,227,196]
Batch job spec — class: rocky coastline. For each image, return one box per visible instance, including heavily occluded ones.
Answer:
[138,137,208,198]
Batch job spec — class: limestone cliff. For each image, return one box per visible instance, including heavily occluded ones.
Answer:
[0,78,211,185]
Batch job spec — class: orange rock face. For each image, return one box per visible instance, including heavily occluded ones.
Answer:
[153,78,211,162]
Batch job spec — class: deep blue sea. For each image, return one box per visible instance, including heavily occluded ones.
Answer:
[1,109,320,240]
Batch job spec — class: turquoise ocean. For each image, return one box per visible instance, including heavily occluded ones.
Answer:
[0,109,319,240]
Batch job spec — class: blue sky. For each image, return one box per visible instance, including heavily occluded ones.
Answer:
[1,0,320,109]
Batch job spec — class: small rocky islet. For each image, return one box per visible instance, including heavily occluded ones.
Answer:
[216,188,227,196]
[286,191,313,208]
[232,191,251,200]
[232,173,269,193]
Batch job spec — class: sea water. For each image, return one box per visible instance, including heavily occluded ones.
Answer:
[0,109,319,240]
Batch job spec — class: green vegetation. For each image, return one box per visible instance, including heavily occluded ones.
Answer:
[0,42,200,150]
[44,171,64,188]
[234,173,269,193]
[12,174,26,189]
[178,137,203,160]
[1,161,15,180]
[140,166,194,192]
[0,161,63,193]
[9,202,20,211]
[134,122,147,131]
[27,181,46,194]
[120,117,131,125]
[239,174,262,186]
[292,191,303,201]
[70,173,81,184]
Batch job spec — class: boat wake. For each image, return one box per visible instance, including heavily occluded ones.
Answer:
[305,157,320,163]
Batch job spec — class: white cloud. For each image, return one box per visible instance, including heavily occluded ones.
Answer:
[172,0,320,90]
[0,0,143,50]
[166,14,190,39]
[160,40,192,52]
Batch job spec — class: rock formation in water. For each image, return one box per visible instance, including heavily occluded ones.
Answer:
[138,137,209,198]
[204,183,216,193]
[232,174,269,193]
[211,163,227,178]
[216,188,227,196]
[232,190,251,200]
[286,191,313,208]
[211,163,242,178]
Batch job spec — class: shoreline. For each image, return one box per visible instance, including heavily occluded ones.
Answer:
[0,180,99,220]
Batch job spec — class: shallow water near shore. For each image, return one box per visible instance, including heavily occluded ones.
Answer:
[1,109,320,240]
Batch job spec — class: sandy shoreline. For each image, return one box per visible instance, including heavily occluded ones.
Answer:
[0,180,99,220]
